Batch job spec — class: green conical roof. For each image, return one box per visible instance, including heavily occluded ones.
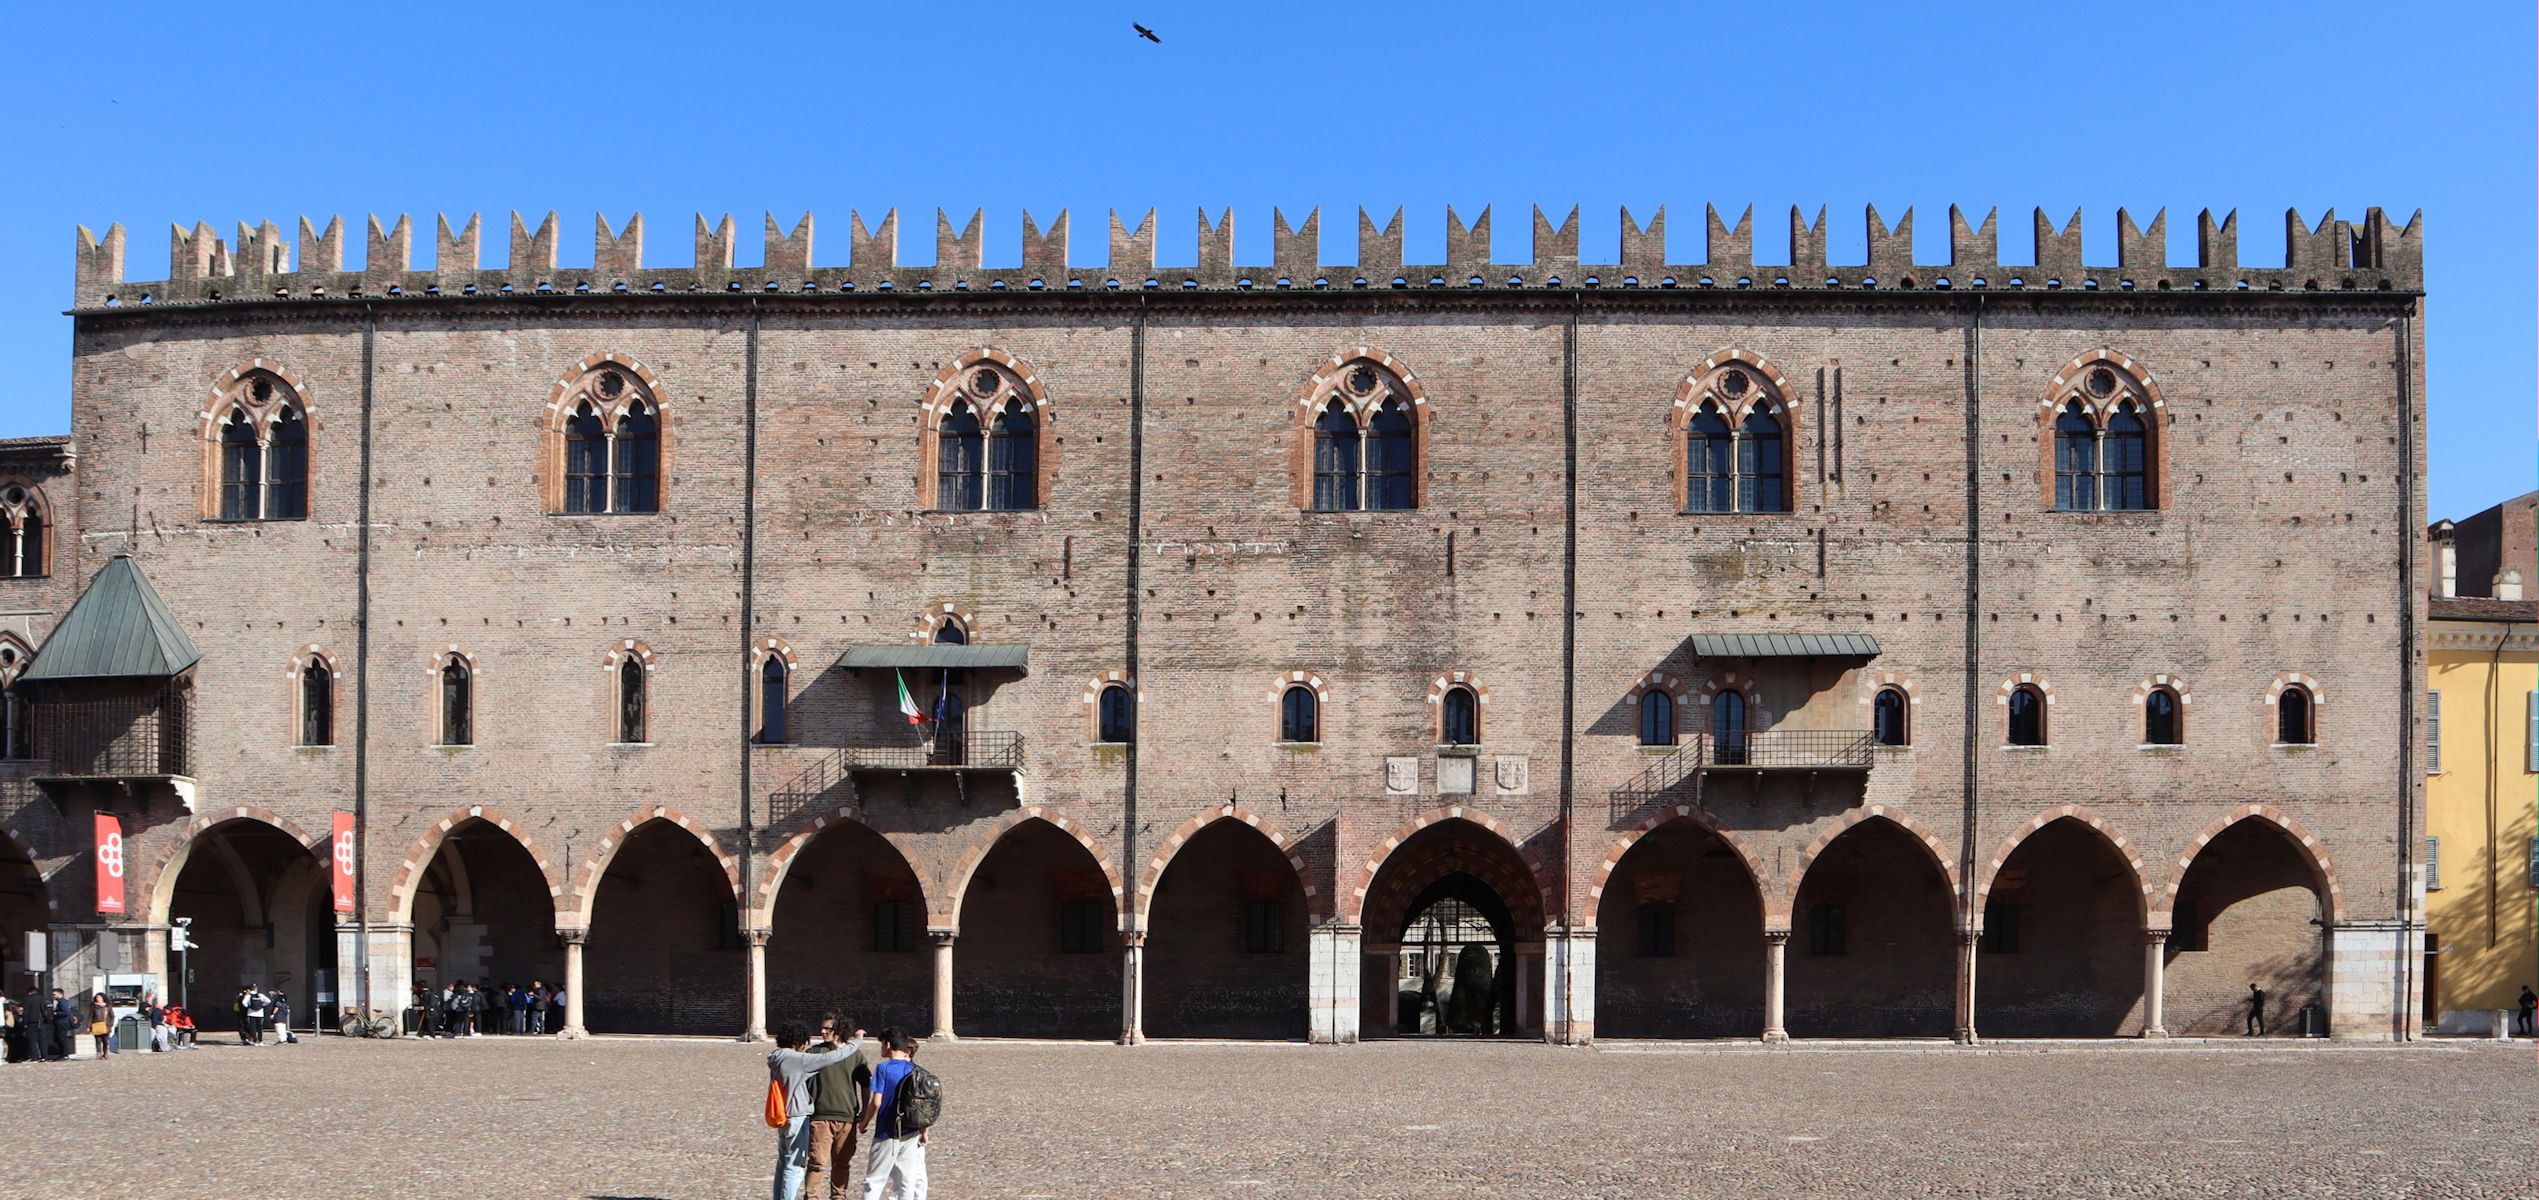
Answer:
[22,555,201,683]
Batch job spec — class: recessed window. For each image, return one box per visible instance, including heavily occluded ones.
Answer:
[756,657,789,744]
[1980,896,2020,954]
[0,486,47,578]
[1711,690,1749,764]
[932,364,1040,512]
[615,657,647,744]
[1806,902,1846,956]
[0,642,31,761]
[1873,687,1909,747]
[1058,897,1105,954]
[439,657,474,746]
[1636,901,1676,958]
[1440,685,1478,746]
[1280,685,1319,744]
[299,658,334,747]
[2007,685,2047,746]
[1681,360,1794,514]
[2144,688,2181,745]
[552,362,665,515]
[207,370,310,522]
[872,899,918,953]
[1243,900,1284,954]
[2046,359,2160,512]
[1638,691,1675,747]
[1305,358,1419,512]
[2277,685,2315,745]
[1097,683,1134,745]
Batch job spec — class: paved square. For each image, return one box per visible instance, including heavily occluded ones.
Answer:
[2,1037,2527,1198]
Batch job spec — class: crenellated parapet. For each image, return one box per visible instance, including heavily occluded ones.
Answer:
[68,204,2423,310]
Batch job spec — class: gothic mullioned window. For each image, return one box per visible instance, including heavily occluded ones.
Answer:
[0,485,47,578]
[1301,355,1421,512]
[2043,356,2163,512]
[925,360,1044,512]
[1676,357,1796,514]
[206,368,311,522]
[0,639,30,761]
[548,358,666,515]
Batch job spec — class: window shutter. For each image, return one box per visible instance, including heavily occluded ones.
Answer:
[2424,835,2441,891]
[2528,837,2538,890]
[2426,690,2441,774]
[2527,691,2537,774]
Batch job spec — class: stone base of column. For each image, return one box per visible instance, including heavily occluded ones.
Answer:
[333,922,415,1033]
[2139,1027,2171,1039]
[1761,1029,1790,1045]
[1307,924,1362,1044]
[555,1028,587,1041]
[1543,928,1596,1046]
[2326,919,2418,1040]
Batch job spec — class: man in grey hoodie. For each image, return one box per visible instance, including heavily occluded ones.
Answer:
[768,1020,864,1200]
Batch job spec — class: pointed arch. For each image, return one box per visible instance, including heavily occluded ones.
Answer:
[1671,349,1799,514]
[936,805,1124,928]
[919,348,1057,511]
[0,481,52,578]
[2152,805,2347,925]
[1132,803,1315,925]
[748,803,929,928]
[0,822,57,917]
[2038,348,2167,511]
[1590,802,1769,924]
[135,805,324,928]
[1343,804,1555,930]
[1972,805,2150,924]
[561,804,741,927]
[541,352,670,514]
[1295,347,1429,510]
[1777,806,1960,928]
[198,359,316,522]
[386,804,568,925]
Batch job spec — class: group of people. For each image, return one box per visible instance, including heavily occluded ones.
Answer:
[408,979,561,1037]
[4,987,201,1060]
[767,1015,937,1200]
[231,985,298,1044]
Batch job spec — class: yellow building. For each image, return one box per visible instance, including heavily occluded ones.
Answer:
[2424,496,2537,1030]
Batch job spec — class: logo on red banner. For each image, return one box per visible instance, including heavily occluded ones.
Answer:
[93,814,125,916]
[330,812,356,914]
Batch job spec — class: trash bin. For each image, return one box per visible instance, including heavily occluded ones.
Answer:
[113,1015,148,1052]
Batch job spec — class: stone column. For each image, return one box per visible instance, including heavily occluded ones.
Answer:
[1543,926,1596,1046]
[1953,929,1980,1045]
[558,930,587,1039]
[1762,930,1790,1043]
[1119,931,1146,1045]
[929,929,958,1041]
[2141,930,2170,1038]
[2325,918,2416,1040]
[743,929,770,1042]
[1307,923,1361,1044]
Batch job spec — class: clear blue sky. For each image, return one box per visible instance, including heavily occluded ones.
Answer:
[3,0,2528,518]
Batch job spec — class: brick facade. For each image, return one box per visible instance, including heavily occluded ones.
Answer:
[0,204,2428,1043]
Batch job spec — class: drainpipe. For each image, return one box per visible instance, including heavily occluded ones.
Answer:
[1955,295,1986,1045]
[1557,289,1581,1044]
[738,299,762,1040]
[352,302,376,1024]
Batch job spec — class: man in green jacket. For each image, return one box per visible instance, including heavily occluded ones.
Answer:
[802,1012,875,1200]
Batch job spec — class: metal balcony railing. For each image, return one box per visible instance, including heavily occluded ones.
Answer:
[1701,729,1875,770]
[839,730,1023,771]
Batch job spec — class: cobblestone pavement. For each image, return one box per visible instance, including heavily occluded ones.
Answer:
[2,1035,2529,1199]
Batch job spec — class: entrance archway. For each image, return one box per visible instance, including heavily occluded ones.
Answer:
[1358,816,1547,1038]
[954,818,1120,1039]
[1786,816,1953,1037]
[163,818,333,1031]
[766,820,931,1035]
[2164,818,2327,1035]
[1144,818,1309,1039]
[1974,817,2145,1036]
[585,818,742,1035]
[407,820,560,1007]
[1594,819,1765,1038]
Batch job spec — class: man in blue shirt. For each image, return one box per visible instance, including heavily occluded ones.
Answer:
[856,1028,927,1200]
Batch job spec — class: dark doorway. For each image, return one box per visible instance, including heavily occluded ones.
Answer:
[1594,820,1765,1038]
[1786,817,1953,1037]
[584,820,741,1035]
[1145,820,1308,1039]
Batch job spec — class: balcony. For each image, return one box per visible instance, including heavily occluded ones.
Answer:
[839,730,1024,772]
[765,730,1024,828]
[1703,729,1875,771]
[28,687,197,809]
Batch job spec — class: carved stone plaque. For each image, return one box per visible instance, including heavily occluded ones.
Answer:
[1437,755,1476,796]
[1495,755,1530,795]
[1384,756,1419,795]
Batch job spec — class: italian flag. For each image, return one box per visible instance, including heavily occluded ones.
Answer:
[896,671,927,725]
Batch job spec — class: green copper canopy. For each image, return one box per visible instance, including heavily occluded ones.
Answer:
[22,555,201,683]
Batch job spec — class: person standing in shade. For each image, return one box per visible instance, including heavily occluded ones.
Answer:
[802,1013,875,1200]
[857,1028,929,1200]
[2243,983,2266,1036]
[48,989,76,1060]
[270,990,296,1044]
[2516,985,2535,1037]
[767,1019,865,1200]
[527,980,550,1037]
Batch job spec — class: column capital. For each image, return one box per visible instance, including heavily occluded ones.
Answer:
[2143,928,2170,946]
[1763,929,1792,946]
[746,929,770,948]
[930,929,958,947]
[557,927,588,946]
[1120,930,1147,949]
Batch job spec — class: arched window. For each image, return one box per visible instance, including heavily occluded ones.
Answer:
[1873,687,1909,747]
[1312,399,1360,512]
[616,657,647,744]
[0,642,30,761]
[2144,688,2180,745]
[1711,691,1749,765]
[563,403,608,515]
[1440,686,1478,746]
[2053,400,2097,512]
[300,658,333,747]
[1366,398,1416,511]
[1280,685,1319,744]
[2103,402,2148,511]
[1737,410,1784,513]
[612,400,659,514]
[1639,691,1675,747]
[986,400,1039,512]
[0,486,44,578]
[756,657,788,745]
[439,657,473,746]
[1098,683,1134,745]
[2277,686,2314,745]
[266,406,309,520]
[1304,357,1420,512]
[2007,685,2046,747]
[550,362,668,515]
[1685,403,1733,514]
[219,408,261,521]
[935,399,984,512]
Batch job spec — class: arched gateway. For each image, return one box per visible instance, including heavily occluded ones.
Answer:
[1354,811,1550,1038]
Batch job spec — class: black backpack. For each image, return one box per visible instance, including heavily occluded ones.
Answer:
[894,1061,942,1133]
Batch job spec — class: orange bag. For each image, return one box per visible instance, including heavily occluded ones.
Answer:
[763,1075,789,1129]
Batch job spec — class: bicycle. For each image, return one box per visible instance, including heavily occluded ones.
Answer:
[338,1008,398,1038]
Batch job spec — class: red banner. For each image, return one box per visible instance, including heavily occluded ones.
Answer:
[330,811,356,914]
[93,814,125,916]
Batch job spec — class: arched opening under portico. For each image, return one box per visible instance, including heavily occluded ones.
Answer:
[1144,819,1310,1039]
[1594,819,1765,1038]
[408,820,560,1013]
[584,819,742,1035]
[1974,818,2145,1037]
[163,819,333,1032]
[1786,817,1953,1038]
[1358,818,1546,1039]
[766,821,931,1036]
[2164,819,2328,1036]
[954,819,1119,1039]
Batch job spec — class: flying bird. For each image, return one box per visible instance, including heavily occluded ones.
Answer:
[1133,22,1161,42]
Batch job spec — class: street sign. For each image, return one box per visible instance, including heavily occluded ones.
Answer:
[22,930,43,973]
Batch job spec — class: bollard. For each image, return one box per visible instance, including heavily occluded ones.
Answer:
[2494,1011,2513,1041]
